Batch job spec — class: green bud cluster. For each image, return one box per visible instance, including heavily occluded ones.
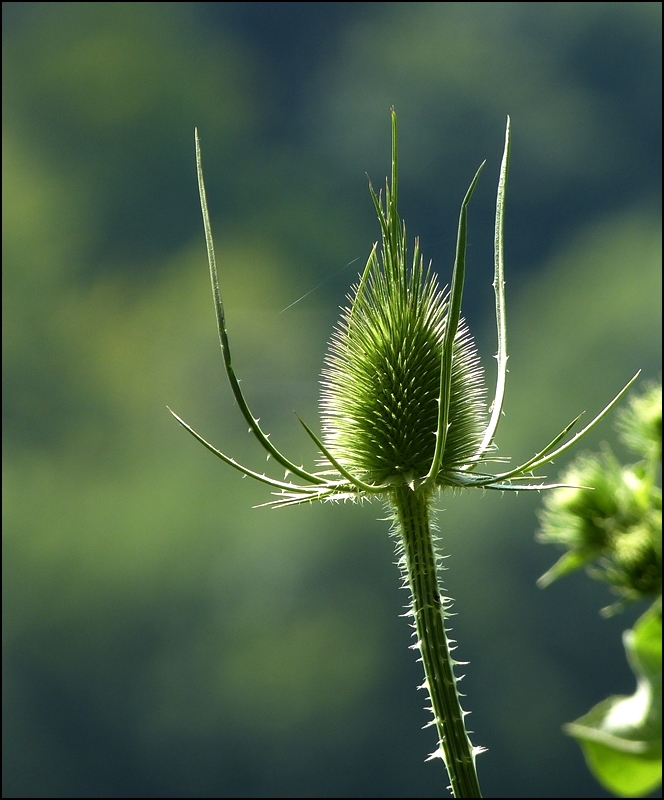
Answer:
[537,383,662,613]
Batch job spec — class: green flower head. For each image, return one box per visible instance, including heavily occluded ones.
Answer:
[320,184,487,487]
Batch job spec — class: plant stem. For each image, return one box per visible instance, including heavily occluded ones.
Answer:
[392,486,482,798]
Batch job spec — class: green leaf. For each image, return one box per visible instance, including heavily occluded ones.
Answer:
[564,602,662,797]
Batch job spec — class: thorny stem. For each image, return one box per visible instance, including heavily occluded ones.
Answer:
[392,486,482,798]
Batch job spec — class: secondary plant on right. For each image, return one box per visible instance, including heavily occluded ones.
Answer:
[537,381,662,797]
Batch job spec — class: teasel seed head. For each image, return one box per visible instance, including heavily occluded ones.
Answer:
[320,235,487,489]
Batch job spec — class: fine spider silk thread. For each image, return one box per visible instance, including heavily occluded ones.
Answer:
[280,256,362,313]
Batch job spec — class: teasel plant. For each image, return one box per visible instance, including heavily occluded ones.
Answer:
[169,111,639,798]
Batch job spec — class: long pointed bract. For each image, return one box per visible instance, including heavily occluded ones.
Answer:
[195,129,325,486]
[491,372,641,481]
[475,116,511,462]
[296,414,391,494]
[168,407,318,494]
[422,161,485,491]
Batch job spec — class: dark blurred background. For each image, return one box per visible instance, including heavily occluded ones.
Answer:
[2,3,661,797]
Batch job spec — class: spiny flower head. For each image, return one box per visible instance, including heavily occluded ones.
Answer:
[320,187,487,488]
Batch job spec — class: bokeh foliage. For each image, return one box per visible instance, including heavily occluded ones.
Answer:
[3,3,661,797]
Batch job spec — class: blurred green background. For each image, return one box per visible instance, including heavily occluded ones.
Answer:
[3,3,661,797]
